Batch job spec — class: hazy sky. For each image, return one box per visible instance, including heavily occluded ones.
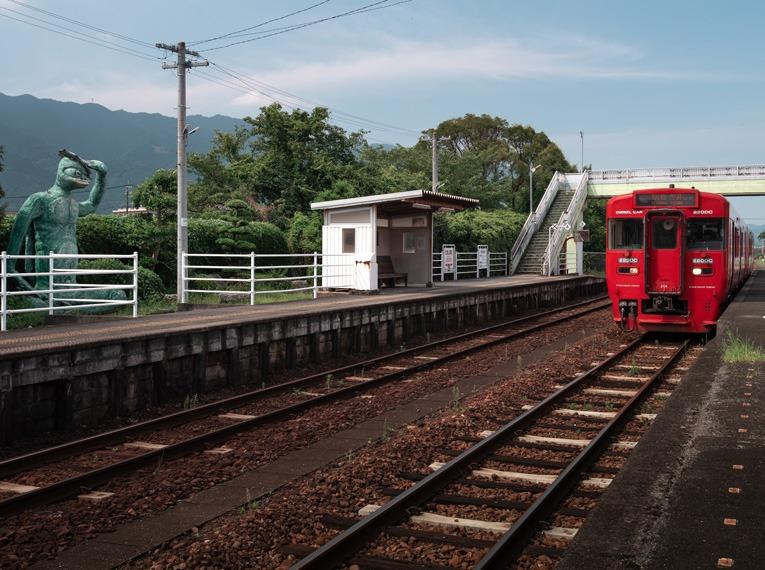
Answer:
[2,0,764,219]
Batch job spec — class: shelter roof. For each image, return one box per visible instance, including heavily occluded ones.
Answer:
[310,189,479,212]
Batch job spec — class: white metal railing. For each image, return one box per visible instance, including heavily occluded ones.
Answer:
[543,172,589,275]
[0,252,138,331]
[509,172,561,274]
[588,165,765,182]
[181,252,355,304]
[432,247,508,281]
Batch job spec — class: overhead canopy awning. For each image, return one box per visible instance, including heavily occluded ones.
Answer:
[310,189,479,213]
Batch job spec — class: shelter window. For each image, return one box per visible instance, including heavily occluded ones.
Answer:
[342,228,356,254]
[608,218,643,249]
[652,218,678,249]
[687,219,723,250]
[403,231,416,253]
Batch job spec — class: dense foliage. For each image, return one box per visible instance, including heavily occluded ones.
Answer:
[0,104,580,297]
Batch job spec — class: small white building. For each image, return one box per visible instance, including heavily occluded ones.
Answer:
[310,190,479,291]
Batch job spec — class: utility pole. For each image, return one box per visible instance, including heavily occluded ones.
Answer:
[124,182,133,214]
[431,131,438,192]
[156,41,208,303]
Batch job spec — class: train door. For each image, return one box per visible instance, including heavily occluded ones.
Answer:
[646,213,684,294]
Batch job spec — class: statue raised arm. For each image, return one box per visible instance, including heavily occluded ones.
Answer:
[6,150,123,308]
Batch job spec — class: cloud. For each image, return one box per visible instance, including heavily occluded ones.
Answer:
[227,35,717,105]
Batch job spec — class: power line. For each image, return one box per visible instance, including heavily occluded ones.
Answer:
[190,0,332,46]
[207,63,419,136]
[193,67,402,142]
[0,9,160,63]
[199,0,411,52]
[213,0,411,42]
[7,0,155,49]
[2,185,128,200]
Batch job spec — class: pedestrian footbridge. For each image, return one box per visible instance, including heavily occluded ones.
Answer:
[512,164,765,275]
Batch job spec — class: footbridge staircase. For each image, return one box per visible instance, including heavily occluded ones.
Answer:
[511,172,588,275]
[511,164,765,276]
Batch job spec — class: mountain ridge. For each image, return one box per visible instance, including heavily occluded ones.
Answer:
[0,92,243,211]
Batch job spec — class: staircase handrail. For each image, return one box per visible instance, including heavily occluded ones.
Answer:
[509,172,560,274]
[542,171,589,275]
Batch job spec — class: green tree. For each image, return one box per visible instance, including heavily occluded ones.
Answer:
[132,169,177,227]
[190,104,367,228]
[425,115,573,212]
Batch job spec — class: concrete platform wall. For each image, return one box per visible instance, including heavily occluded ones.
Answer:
[0,277,604,440]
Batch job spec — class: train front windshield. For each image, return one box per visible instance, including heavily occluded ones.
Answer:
[686,219,724,250]
[609,218,643,249]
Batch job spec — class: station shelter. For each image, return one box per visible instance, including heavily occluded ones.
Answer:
[310,190,479,291]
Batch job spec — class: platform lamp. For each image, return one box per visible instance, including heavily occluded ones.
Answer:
[529,163,541,217]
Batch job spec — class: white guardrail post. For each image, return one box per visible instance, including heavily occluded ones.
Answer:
[132,252,139,318]
[313,252,319,299]
[1,252,6,332]
[249,252,256,305]
[180,252,188,304]
[48,250,54,316]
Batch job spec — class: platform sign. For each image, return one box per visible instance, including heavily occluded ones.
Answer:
[441,244,456,276]
[477,245,489,270]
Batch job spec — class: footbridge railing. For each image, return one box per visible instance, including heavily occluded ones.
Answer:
[0,252,139,331]
[543,171,589,275]
[509,172,561,274]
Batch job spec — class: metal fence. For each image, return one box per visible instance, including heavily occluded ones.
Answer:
[557,251,605,275]
[181,252,355,304]
[0,252,138,331]
[432,248,508,281]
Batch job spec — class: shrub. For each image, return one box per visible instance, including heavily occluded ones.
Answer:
[78,258,165,301]
[434,209,526,252]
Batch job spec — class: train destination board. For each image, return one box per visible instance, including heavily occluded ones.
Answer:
[634,193,697,207]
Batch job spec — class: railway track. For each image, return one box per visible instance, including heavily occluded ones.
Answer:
[288,336,691,569]
[0,296,609,518]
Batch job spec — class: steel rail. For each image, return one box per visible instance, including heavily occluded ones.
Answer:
[0,296,607,480]
[290,335,648,570]
[0,298,609,517]
[475,339,688,568]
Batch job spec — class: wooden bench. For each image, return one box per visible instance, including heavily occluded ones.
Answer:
[377,255,408,288]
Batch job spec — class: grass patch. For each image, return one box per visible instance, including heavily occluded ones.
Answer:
[722,332,765,363]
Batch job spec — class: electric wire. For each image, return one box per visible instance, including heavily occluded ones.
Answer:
[210,0,411,42]
[7,0,155,49]
[0,9,160,63]
[207,62,419,136]
[198,0,411,52]
[190,0,332,46]
[191,68,399,144]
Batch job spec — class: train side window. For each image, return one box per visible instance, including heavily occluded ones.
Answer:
[609,219,643,249]
[687,219,724,250]
[652,218,678,249]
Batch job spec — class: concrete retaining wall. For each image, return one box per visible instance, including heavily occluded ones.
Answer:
[0,277,604,440]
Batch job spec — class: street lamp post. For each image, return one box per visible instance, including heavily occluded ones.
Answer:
[529,163,541,217]
[580,130,584,172]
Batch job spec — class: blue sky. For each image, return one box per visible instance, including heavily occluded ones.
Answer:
[2,0,765,219]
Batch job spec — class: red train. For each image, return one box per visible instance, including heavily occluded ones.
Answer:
[606,186,753,333]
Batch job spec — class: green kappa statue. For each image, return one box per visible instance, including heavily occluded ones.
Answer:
[6,149,125,308]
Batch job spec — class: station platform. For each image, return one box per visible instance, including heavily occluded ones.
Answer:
[0,274,604,440]
[0,275,579,358]
[559,270,765,570]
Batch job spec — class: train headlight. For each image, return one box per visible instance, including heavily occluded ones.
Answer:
[692,267,703,276]
[617,266,639,274]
